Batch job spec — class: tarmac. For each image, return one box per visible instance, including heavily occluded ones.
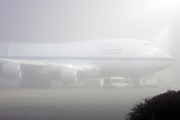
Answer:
[0,82,180,120]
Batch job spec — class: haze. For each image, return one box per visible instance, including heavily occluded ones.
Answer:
[0,0,180,119]
[0,0,180,78]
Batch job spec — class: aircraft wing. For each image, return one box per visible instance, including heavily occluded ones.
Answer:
[0,58,84,71]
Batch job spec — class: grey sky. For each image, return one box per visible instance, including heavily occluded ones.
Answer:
[0,0,180,43]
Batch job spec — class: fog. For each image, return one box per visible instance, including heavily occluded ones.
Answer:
[1,0,180,43]
[0,0,180,77]
[0,0,180,119]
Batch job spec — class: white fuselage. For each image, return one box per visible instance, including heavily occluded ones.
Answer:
[2,39,175,77]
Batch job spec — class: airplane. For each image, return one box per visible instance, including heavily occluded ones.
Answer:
[0,39,175,88]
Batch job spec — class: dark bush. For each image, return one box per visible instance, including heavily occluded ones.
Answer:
[125,90,180,120]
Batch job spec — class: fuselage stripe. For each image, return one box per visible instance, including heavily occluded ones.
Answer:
[0,56,175,61]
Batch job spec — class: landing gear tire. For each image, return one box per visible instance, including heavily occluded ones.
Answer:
[19,70,52,89]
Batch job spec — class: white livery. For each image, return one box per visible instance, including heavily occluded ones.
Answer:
[0,39,175,88]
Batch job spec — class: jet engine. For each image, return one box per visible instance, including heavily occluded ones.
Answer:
[83,66,101,77]
[1,63,21,78]
[52,66,101,85]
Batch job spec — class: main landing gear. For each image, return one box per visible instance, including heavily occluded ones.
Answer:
[18,70,51,88]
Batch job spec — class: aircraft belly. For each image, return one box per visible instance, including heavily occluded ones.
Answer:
[20,59,173,77]
[96,60,154,76]
[49,60,155,75]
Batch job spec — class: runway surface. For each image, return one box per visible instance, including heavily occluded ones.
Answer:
[0,85,179,120]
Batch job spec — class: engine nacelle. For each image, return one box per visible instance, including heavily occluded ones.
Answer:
[60,68,77,85]
[83,66,101,77]
[55,67,101,85]
[1,63,21,78]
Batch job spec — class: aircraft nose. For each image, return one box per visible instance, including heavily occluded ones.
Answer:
[162,51,175,67]
[167,54,175,66]
[153,47,175,68]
